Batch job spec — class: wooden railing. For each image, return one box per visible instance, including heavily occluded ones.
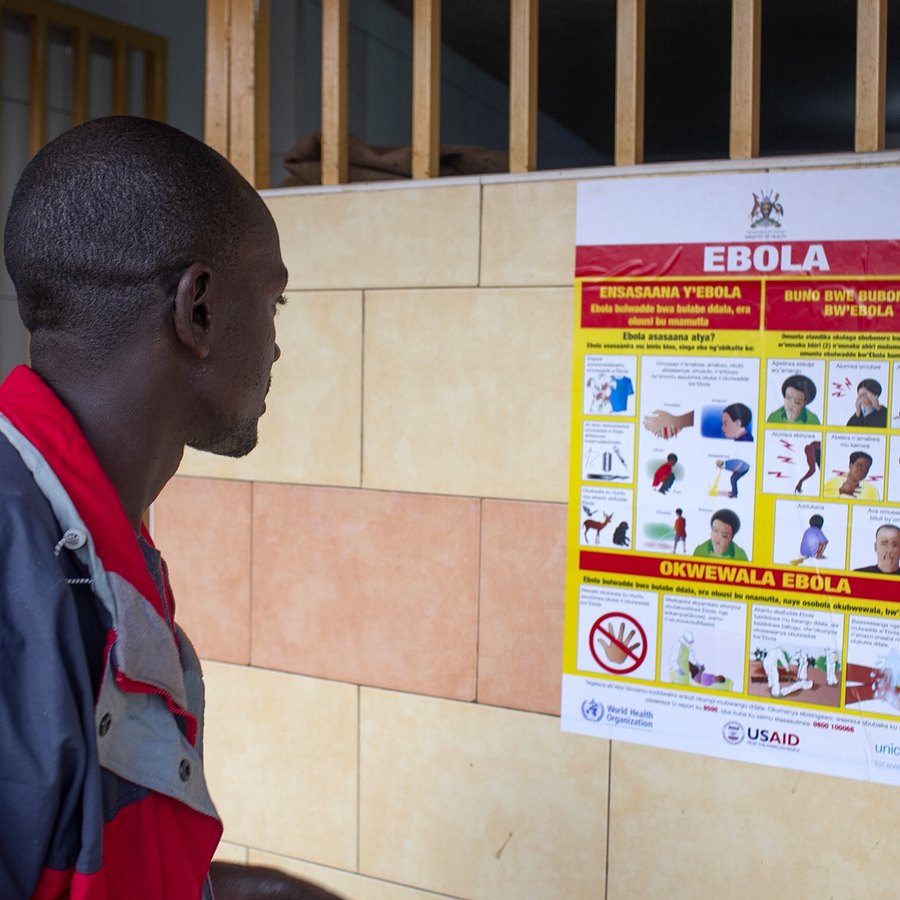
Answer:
[0,0,167,159]
[216,0,889,188]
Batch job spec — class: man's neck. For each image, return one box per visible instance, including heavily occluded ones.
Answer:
[32,355,184,532]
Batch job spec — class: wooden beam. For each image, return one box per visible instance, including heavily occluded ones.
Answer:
[321,0,348,184]
[229,0,259,184]
[614,0,644,166]
[205,0,230,156]
[72,27,89,125]
[729,0,761,159]
[28,15,47,158]
[509,0,538,173]
[143,44,167,121]
[412,0,440,179]
[3,0,166,51]
[254,0,270,188]
[855,0,887,152]
[111,39,128,115]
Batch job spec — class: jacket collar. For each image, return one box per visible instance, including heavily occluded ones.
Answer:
[0,365,167,620]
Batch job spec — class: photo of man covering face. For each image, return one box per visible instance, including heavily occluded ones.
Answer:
[855,524,900,575]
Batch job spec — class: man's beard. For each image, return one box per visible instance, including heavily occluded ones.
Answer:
[187,375,272,458]
[188,415,259,458]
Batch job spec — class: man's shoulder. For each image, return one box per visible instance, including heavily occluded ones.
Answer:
[0,432,61,553]
[855,564,900,575]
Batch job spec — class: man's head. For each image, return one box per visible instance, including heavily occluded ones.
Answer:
[721,402,751,438]
[5,116,287,457]
[873,524,900,573]
[848,451,873,482]
[780,374,816,421]
[709,508,740,555]
[809,514,824,529]
[858,378,882,399]
[666,453,678,464]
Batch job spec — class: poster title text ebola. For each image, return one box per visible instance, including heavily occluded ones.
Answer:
[704,243,828,273]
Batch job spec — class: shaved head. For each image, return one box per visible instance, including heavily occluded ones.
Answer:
[4,116,263,365]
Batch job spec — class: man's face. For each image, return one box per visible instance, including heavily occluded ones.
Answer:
[188,208,288,458]
[858,386,879,410]
[848,456,872,482]
[874,528,900,573]
[783,386,807,420]
[721,412,742,439]
[710,519,734,555]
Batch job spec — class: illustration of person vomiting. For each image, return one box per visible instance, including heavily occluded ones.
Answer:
[716,458,750,498]
[693,508,748,561]
[846,378,887,428]
[643,402,753,442]
[766,374,820,424]
[823,450,878,499]
[652,453,678,494]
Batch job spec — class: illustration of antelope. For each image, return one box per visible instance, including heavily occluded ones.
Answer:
[582,507,613,545]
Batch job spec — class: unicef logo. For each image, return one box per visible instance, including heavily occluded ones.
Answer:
[722,721,745,745]
[581,699,604,722]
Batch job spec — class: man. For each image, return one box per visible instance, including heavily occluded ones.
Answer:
[766,374,820,424]
[693,509,748,561]
[0,117,287,897]
[762,647,793,698]
[715,457,750,499]
[720,402,753,441]
[855,524,900,575]
[668,631,697,680]
[672,508,687,553]
[794,439,821,494]
[823,450,878,500]
[846,378,886,428]
[798,514,828,561]
[652,452,678,493]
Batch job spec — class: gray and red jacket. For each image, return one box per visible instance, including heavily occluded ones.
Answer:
[0,365,222,898]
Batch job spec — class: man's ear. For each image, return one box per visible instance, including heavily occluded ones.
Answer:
[172,262,214,359]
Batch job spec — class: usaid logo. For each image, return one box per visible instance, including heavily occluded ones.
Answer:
[747,726,800,747]
[581,699,604,723]
[722,721,744,745]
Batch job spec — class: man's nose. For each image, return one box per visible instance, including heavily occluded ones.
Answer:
[274,342,281,363]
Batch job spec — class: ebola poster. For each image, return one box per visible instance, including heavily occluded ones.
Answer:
[561,167,900,785]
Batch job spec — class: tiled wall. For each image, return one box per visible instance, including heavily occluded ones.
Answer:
[153,170,900,899]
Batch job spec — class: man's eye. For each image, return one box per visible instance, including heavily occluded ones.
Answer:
[275,295,288,314]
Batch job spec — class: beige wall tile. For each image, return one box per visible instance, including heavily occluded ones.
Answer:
[609,742,900,899]
[359,689,609,899]
[152,477,251,664]
[202,662,358,869]
[363,288,572,501]
[251,484,479,699]
[248,850,447,899]
[267,187,480,291]
[480,180,578,287]
[213,841,248,864]
[478,500,566,715]
[178,290,363,487]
